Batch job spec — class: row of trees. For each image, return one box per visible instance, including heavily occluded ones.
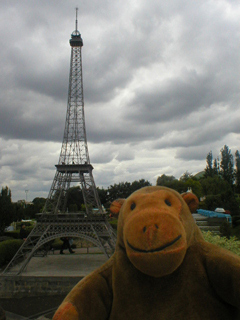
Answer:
[64,179,152,212]
[156,145,240,217]
[205,145,240,192]
[0,188,46,234]
[0,179,152,234]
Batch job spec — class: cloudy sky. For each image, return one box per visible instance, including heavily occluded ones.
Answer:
[0,0,239,201]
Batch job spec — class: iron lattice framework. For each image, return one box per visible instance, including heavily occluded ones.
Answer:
[2,9,116,275]
[43,9,100,216]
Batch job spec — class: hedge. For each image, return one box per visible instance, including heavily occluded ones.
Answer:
[202,231,240,256]
[4,226,33,239]
[0,239,23,267]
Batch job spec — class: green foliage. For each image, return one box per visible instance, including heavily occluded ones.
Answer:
[220,145,234,185]
[4,225,33,239]
[219,221,232,239]
[184,179,203,198]
[32,197,46,212]
[179,171,193,182]
[81,204,86,212]
[200,176,231,196]
[232,224,240,239]
[202,231,240,256]
[201,190,239,216]
[3,231,20,239]
[204,151,218,178]
[12,197,46,221]
[97,187,108,207]
[156,174,177,185]
[106,179,152,203]
[0,239,23,267]
[156,175,186,193]
[203,194,223,211]
[235,150,240,193]
[12,202,25,221]
[16,221,33,228]
[156,174,203,198]
[0,186,14,235]
[66,186,83,211]
[109,219,118,230]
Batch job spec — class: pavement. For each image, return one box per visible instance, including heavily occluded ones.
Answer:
[11,247,108,277]
[1,248,109,319]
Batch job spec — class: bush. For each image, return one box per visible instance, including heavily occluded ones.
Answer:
[219,221,232,239]
[0,239,23,267]
[109,219,118,230]
[4,226,32,239]
[16,221,33,229]
[232,225,240,239]
[202,231,240,256]
[3,230,20,239]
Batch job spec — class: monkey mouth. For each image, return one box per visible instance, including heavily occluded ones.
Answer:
[127,235,182,253]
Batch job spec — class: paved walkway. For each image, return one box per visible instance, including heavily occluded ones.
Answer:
[11,247,109,277]
[1,249,110,319]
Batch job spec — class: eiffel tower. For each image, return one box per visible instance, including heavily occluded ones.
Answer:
[2,9,116,275]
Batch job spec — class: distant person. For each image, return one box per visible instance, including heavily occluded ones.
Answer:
[19,224,28,240]
[60,237,75,254]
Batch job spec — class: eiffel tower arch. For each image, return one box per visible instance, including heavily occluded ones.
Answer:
[2,9,116,275]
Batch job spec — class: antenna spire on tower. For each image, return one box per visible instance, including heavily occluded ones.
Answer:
[75,7,78,31]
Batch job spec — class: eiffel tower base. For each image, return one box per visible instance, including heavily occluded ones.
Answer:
[2,213,116,275]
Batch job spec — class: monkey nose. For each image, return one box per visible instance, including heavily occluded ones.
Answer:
[143,224,159,233]
[143,224,159,244]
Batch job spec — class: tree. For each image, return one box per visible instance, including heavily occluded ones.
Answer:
[107,179,152,203]
[0,186,14,234]
[204,151,215,178]
[179,171,193,182]
[156,174,177,186]
[130,179,152,193]
[235,150,240,193]
[220,145,234,185]
[12,202,25,222]
[32,197,46,213]
[156,175,188,194]
[66,186,84,211]
[213,158,219,176]
[97,187,108,207]
[184,179,203,198]
[200,176,232,196]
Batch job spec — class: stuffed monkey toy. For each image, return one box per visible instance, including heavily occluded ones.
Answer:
[53,186,240,320]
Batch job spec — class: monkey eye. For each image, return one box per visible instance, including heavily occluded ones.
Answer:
[130,202,136,210]
[165,199,171,206]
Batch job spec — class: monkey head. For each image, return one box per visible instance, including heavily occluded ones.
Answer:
[110,186,201,278]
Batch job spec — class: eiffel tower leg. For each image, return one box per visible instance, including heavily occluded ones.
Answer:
[17,226,52,274]
[2,224,49,275]
[90,225,110,258]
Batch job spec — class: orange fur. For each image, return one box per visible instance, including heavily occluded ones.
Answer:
[53,302,78,320]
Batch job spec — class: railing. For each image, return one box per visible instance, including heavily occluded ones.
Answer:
[197,209,232,225]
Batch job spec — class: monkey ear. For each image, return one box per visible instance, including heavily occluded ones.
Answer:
[109,199,125,218]
[181,193,199,213]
